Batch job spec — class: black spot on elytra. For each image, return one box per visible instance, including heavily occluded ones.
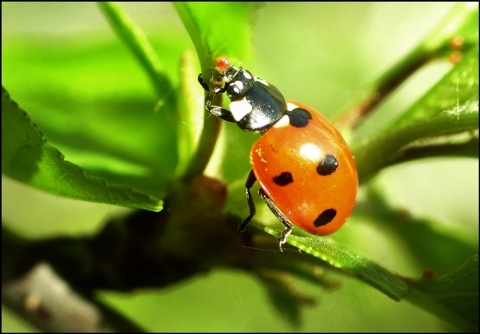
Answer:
[313,208,337,227]
[317,154,338,176]
[285,108,312,128]
[273,172,294,186]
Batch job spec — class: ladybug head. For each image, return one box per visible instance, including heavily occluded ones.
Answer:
[214,57,254,101]
[205,56,287,132]
[226,69,255,100]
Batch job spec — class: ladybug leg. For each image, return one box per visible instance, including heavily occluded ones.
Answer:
[258,189,293,252]
[198,74,236,123]
[197,73,211,91]
[238,170,257,233]
[239,170,293,252]
[206,105,236,123]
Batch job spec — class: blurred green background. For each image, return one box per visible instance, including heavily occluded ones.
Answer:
[2,2,478,332]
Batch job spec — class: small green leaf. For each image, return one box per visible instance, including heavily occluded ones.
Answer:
[338,3,478,132]
[354,46,479,181]
[252,222,410,301]
[389,48,478,133]
[174,2,261,75]
[2,87,162,211]
[403,255,479,332]
[98,2,172,99]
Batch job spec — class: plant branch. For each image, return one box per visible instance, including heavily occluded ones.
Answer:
[2,262,144,332]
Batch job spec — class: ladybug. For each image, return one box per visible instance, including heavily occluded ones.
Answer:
[198,57,358,251]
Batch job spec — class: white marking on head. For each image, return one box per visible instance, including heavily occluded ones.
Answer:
[300,143,323,162]
[232,81,244,94]
[230,98,253,121]
[273,115,290,128]
[243,71,253,79]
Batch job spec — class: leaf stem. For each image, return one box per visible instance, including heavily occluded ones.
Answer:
[175,50,223,179]
[182,96,222,180]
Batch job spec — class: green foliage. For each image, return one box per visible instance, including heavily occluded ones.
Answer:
[252,221,409,301]
[405,255,479,332]
[174,2,259,74]
[2,88,162,210]
[353,45,478,180]
[2,2,478,332]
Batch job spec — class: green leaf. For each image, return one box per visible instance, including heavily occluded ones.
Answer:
[174,2,261,75]
[360,181,477,274]
[97,2,172,99]
[390,48,478,133]
[252,222,410,301]
[2,87,162,211]
[255,270,316,328]
[354,46,479,181]
[2,39,180,197]
[403,255,479,332]
[337,3,478,132]
[173,2,262,178]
